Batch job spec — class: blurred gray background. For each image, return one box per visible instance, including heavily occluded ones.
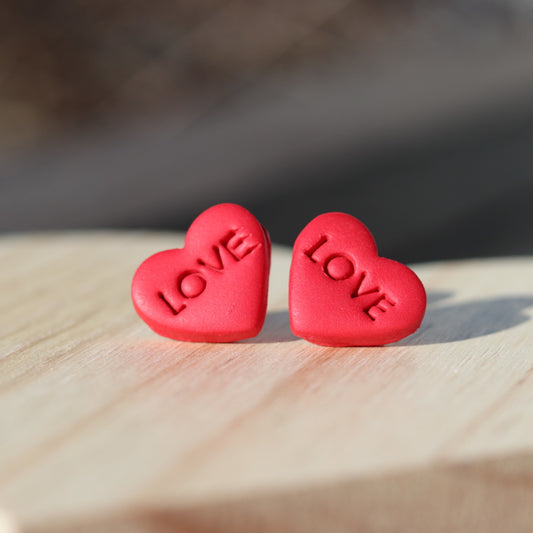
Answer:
[1,0,532,263]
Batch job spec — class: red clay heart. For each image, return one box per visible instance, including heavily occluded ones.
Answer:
[289,213,426,346]
[132,204,270,342]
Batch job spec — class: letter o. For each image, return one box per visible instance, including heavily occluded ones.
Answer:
[323,254,354,280]
[178,271,207,298]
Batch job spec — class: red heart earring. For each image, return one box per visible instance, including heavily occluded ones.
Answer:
[289,212,426,346]
[132,203,270,342]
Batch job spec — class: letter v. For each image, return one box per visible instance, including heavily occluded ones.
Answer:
[350,271,380,299]
[197,244,236,272]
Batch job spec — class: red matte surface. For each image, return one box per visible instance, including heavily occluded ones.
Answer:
[132,204,270,342]
[289,213,426,346]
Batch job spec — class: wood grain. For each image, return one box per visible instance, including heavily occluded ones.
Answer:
[0,232,532,532]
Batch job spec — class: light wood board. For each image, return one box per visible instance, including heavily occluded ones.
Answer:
[1,232,533,532]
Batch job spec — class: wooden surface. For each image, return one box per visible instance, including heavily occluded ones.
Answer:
[1,232,533,532]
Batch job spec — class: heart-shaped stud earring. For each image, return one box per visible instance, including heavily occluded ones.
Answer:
[132,204,270,342]
[289,213,426,346]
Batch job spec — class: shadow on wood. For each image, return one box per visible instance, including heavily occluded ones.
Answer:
[399,294,533,346]
[24,453,533,533]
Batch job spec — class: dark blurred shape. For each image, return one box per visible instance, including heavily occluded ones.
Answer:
[0,0,532,263]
